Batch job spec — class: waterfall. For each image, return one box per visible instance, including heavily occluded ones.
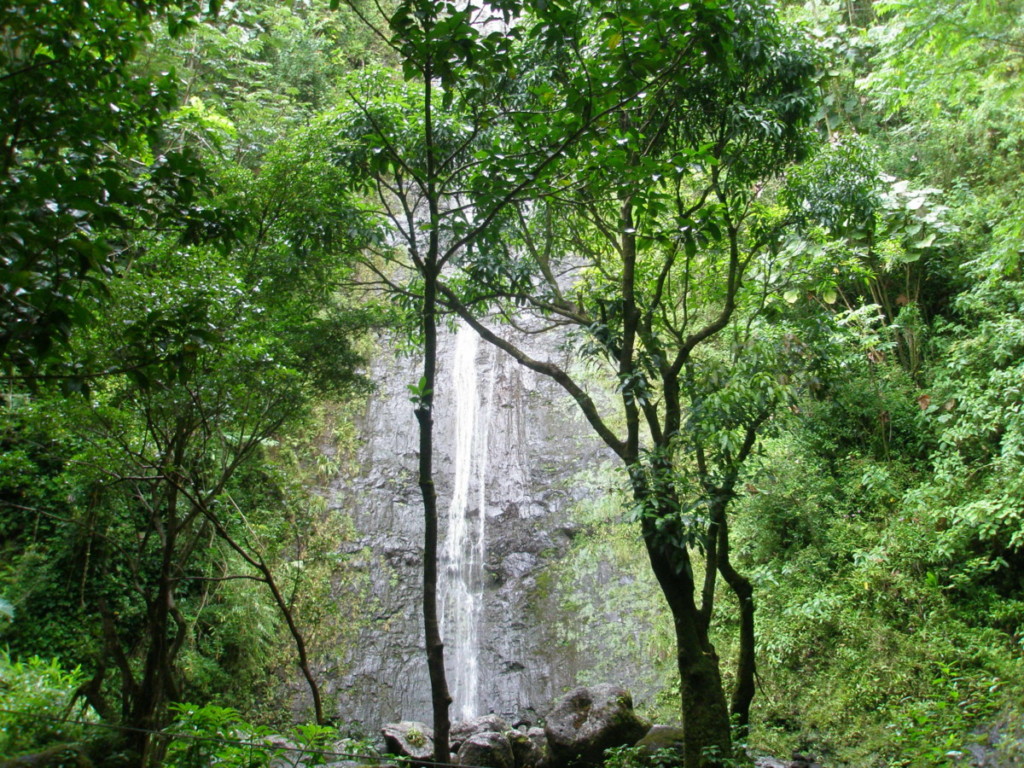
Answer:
[324,321,609,728]
[441,321,495,721]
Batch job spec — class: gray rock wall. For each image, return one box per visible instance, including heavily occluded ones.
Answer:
[323,327,613,728]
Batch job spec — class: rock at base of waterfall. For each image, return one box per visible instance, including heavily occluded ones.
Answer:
[510,727,550,768]
[544,685,650,767]
[381,721,434,762]
[634,725,686,759]
[455,731,515,768]
[451,715,511,752]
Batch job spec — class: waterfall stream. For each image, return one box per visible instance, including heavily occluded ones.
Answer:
[440,322,495,720]
[324,323,610,727]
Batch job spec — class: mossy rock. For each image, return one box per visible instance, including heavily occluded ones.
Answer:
[634,725,685,762]
[381,721,434,762]
[455,731,515,768]
[544,685,649,767]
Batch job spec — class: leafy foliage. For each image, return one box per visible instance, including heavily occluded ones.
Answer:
[0,0,219,371]
[4,1,1024,766]
[0,71,378,757]
[0,650,97,757]
[164,703,361,768]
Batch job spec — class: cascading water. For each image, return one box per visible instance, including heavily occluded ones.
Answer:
[440,322,496,720]
[323,324,612,728]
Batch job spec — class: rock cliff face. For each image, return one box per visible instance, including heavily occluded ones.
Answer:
[323,325,612,728]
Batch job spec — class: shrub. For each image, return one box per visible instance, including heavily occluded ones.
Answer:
[0,649,96,756]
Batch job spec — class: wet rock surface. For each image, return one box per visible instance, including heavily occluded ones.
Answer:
[957,712,1024,767]
[325,329,612,727]
[362,687,851,768]
[455,731,516,768]
[380,721,434,762]
[544,684,651,766]
[510,728,550,768]
[786,755,823,768]
[451,715,511,752]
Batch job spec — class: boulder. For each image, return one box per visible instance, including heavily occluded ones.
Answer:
[266,736,300,768]
[456,731,515,768]
[635,725,686,759]
[544,685,650,766]
[381,721,434,762]
[509,727,550,768]
[512,709,540,729]
[451,714,510,751]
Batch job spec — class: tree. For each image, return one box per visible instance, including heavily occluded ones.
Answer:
[141,0,396,164]
[0,118,374,762]
[423,1,818,762]
[780,138,959,378]
[331,0,528,755]
[60,247,360,762]
[0,0,223,374]
[332,0,757,757]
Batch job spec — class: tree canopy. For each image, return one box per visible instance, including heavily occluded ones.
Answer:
[3,0,1024,766]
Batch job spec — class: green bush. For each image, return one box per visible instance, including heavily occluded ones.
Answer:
[0,649,97,756]
[163,703,372,768]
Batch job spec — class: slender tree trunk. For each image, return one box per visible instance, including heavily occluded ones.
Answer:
[129,454,189,765]
[714,503,756,734]
[417,41,453,762]
[201,502,326,725]
[416,268,452,764]
[699,418,765,737]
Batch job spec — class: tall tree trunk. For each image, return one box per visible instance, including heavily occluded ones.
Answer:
[130,529,178,766]
[638,496,732,768]
[417,43,453,762]
[416,268,452,764]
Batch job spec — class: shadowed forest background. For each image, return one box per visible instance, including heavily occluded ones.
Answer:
[1,0,1024,766]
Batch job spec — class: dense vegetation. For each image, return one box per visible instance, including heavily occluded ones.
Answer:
[1,0,1022,766]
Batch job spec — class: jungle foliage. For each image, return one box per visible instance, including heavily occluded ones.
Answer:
[2,0,1024,766]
